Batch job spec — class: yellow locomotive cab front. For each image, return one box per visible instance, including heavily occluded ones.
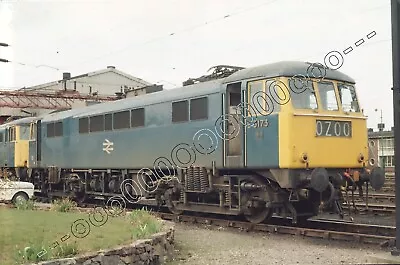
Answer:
[278,77,368,169]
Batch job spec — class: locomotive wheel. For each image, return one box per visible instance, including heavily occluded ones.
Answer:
[241,177,273,224]
[164,189,184,215]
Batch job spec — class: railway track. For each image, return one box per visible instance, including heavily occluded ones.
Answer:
[156,213,395,246]
[18,198,396,248]
[342,202,395,214]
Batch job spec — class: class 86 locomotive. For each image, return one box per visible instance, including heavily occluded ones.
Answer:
[0,61,384,224]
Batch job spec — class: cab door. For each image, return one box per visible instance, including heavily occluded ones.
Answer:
[245,79,281,168]
[224,82,244,168]
[28,122,37,167]
[28,120,41,168]
[7,127,16,167]
[0,130,5,167]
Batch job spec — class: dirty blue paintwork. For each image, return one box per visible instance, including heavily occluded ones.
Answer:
[19,61,352,172]
[39,80,225,169]
[245,114,279,168]
[0,128,6,167]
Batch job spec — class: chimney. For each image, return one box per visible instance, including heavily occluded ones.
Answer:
[107,66,115,69]
[63,72,71,80]
[368,128,373,133]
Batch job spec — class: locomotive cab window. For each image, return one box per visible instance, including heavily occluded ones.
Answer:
[190,97,208,120]
[172,100,188,123]
[8,127,16,141]
[0,132,3,142]
[338,83,360,112]
[318,82,338,111]
[288,78,318,110]
[20,125,30,140]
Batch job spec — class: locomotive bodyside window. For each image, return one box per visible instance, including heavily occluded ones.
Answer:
[90,115,104,132]
[113,111,130,129]
[131,108,145,128]
[12,127,16,141]
[248,81,264,115]
[54,122,63,137]
[190,97,208,120]
[30,123,36,140]
[0,132,3,142]
[172,101,188,123]
[105,114,113,131]
[265,80,282,112]
[79,118,89,134]
[47,123,55,138]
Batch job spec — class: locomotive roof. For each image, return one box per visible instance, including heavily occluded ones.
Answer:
[222,61,356,84]
[40,106,105,123]
[43,79,224,121]
[41,61,356,122]
[0,116,38,128]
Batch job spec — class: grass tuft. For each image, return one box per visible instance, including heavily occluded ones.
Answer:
[15,241,79,263]
[130,208,161,239]
[15,199,35,210]
[51,197,77,212]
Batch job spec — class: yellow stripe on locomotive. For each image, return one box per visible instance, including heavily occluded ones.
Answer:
[248,76,368,169]
[277,77,367,169]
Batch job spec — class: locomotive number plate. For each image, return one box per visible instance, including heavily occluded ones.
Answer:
[315,120,352,137]
[246,119,269,129]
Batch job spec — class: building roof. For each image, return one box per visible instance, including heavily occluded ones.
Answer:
[368,130,394,139]
[19,66,152,91]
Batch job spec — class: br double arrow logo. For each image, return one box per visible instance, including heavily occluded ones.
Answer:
[103,139,114,154]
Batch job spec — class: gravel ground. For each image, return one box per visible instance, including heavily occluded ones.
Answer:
[167,223,389,265]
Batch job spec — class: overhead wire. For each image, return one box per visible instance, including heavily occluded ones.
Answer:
[63,0,281,69]
[4,0,391,89]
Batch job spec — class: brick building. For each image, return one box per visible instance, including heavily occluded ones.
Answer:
[368,127,395,173]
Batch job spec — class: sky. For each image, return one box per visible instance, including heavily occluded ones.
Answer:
[0,0,394,130]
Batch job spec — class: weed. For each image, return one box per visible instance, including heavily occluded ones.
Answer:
[15,199,35,210]
[51,197,77,212]
[15,241,79,263]
[130,208,161,239]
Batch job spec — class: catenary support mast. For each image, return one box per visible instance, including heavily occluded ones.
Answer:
[391,0,400,255]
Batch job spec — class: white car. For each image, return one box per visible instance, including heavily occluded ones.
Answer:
[0,178,34,204]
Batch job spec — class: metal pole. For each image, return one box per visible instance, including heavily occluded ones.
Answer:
[390,0,400,256]
[382,110,386,172]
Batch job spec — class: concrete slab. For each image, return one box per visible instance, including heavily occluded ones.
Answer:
[367,253,400,264]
